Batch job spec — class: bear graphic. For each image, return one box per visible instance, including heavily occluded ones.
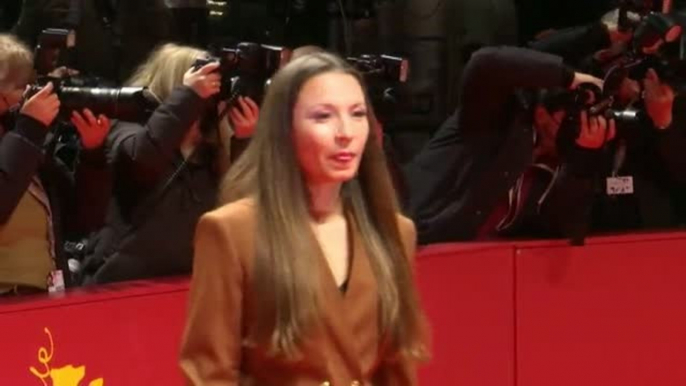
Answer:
[30,328,105,386]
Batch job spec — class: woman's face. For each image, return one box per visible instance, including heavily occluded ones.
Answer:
[292,72,370,185]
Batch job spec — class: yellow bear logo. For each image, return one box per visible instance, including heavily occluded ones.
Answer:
[29,327,104,386]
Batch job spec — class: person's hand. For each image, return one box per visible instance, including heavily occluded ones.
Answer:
[183,61,221,99]
[617,77,641,104]
[643,68,675,129]
[48,66,79,79]
[570,72,604,92]
[576,110,616,149]
[229,96,259,138]
[601,9,634,45]
[70,108,111,150]
[20,82,60,127]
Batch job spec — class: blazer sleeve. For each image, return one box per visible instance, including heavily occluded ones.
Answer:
[179,213,244,385]
[374,216,421,386]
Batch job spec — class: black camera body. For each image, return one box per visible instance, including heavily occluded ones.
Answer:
[34,28,75,76]
[559,1,686,132]
[561,82,645,124]
[347,54,409,84]
[346,54,410,126]
[27,28,158,124]
[193,42,292,105]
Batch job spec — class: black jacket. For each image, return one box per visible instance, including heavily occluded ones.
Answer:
[0,115,49,225]
[404,46,576,244]
[82,87,227,284]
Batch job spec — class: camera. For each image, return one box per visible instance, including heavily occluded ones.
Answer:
[192,42,292,105]
[615,0,683,53]
[26,79,158,123]
[346,54,410,126]
[559,81,645,125]
[347,54,409,83]
[561,1,686,130]
[34,28,76,76]
[26,28,158,123]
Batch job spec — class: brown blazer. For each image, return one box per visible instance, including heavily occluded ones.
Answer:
[179,198,420,386]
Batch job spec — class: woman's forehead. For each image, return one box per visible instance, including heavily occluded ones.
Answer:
[297,73,365,104]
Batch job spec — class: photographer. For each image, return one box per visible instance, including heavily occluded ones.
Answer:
[81,43,258,285]
[402,45,608,244]
[12,0,173,84]
[529,6,685,235]
[0,33,109,295]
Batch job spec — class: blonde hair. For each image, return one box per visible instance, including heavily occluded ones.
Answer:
[0,34,34,92]
[221,53,427,359]
[127,43,232,176]
[126,43,207,103]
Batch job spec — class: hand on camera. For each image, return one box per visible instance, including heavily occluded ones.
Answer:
[643,68,675,130]
[183,62,221,99]
[601,9,634,45]
[576,110,616,149]
[20,82,60,127]
[229,96,259,139]
[70,108,111,150]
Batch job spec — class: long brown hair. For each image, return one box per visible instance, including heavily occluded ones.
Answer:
[220,53,427,359]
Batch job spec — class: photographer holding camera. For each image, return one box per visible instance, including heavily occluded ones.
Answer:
[12,0,173,84]
[0,33,109,295]
[80,43,258,285]
[402,1,686,244]
[528,4,685,236]
[402,43,610,244]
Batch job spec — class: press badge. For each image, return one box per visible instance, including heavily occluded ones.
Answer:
[48,270,66,293]
[606,176,634,196]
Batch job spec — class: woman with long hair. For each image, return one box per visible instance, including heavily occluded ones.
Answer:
[180,52,428,385]
[81,43,258,284]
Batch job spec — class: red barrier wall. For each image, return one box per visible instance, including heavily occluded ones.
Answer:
[0,281,190,385]
[416,243,515,386]
[516,233,686,386]
[2,231,686,385]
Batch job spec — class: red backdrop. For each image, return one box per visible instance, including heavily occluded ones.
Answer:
[3,231,686,385]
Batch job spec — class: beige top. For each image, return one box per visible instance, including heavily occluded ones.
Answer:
[0,182,54,291]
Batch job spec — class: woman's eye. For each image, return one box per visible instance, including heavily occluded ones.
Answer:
[312,112,331,122]
[352,110,368,118]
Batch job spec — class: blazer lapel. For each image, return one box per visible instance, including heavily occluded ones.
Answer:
[317,214,380,377]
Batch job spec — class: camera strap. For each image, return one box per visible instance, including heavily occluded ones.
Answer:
[130,155,193,231]
[606,139,634,196]
[99,153,192,263]
[612,139,628,177]
[81,149,194,283]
